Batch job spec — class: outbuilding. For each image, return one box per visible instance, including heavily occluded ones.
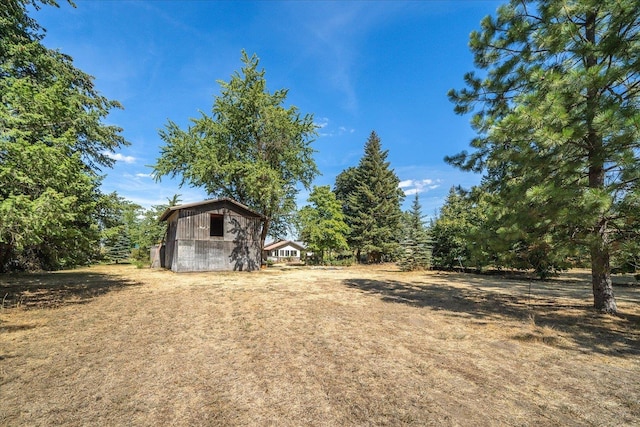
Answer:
[155,198,265,272]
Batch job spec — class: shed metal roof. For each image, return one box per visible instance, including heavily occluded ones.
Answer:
[159,198,265,222]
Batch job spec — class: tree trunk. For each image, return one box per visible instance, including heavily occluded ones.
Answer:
[584,11,616,314]
[590,235,617,314]
[0,243,13,273]
[587,148,618,314]
[260,217,270,255]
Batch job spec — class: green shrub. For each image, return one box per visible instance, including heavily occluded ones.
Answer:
[133,260,146,269]
[328,258,353,267]
[130,248,149,263]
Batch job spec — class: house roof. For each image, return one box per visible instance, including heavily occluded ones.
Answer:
[263,240,306,251]
[159,198,265,222]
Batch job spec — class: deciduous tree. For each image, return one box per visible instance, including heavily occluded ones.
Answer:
[153,51,318,249]
[298,185,349,264]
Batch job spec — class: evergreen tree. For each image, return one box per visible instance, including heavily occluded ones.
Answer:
[398,193,432,271]
[0,0,127,271]
[430,187,474,270]
[298,186,349,264]
[334,166,359,252]
[347,131,404,263]
[431,185,582,277]
[106,231,131,264]
[97,193,142,258]
[448,0,640,313]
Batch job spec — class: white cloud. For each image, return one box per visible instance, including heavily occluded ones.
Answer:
[103,151,136,164]
[400,178,442,195]
[337,126,355,134]
[314,117,330,129]
[135,173,152,178]
[318,120,356,138]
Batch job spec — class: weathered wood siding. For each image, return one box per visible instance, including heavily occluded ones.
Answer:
[165,200,262,272]
[150,244,164,268]
[164,211,178,270]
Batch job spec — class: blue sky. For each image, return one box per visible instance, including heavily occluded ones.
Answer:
[34,0,501,217]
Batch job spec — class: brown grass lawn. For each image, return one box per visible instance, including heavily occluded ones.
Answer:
[1,264,639,426]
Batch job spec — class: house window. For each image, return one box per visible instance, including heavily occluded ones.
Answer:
[291,250,297,257]
[210,214,224,237]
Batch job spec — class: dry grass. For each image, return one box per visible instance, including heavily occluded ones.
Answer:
[1,264,639,426]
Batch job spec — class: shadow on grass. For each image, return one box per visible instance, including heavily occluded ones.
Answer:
[343,276,640,357]
[0,270,143,310]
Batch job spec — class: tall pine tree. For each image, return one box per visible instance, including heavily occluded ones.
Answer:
[346,131,404,263]
[448,0,640,313]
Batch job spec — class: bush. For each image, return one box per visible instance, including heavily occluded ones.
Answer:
[328,257,354,267]
[133,260,146,269]
[130,248,149,263]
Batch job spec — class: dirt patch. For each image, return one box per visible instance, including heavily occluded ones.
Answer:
[1,264,638,426]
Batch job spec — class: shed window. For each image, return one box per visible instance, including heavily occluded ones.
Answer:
[210,214,224,237]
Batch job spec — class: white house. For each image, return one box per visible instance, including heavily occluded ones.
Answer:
[263,240,306,262]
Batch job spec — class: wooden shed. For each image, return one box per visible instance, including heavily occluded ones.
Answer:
[157,198,265,272]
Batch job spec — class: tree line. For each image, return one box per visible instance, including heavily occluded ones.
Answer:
[2,0,638,315]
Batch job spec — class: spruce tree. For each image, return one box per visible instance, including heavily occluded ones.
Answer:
[398,193,432,271]
[347,131,404,263]
[334,166,359,254]
[106,231,131,264]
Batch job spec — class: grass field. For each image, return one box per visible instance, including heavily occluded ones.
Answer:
[1,264,638,426]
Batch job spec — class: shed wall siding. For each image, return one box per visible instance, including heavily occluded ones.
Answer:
[164,216,178,270]
[165,200,262,272]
